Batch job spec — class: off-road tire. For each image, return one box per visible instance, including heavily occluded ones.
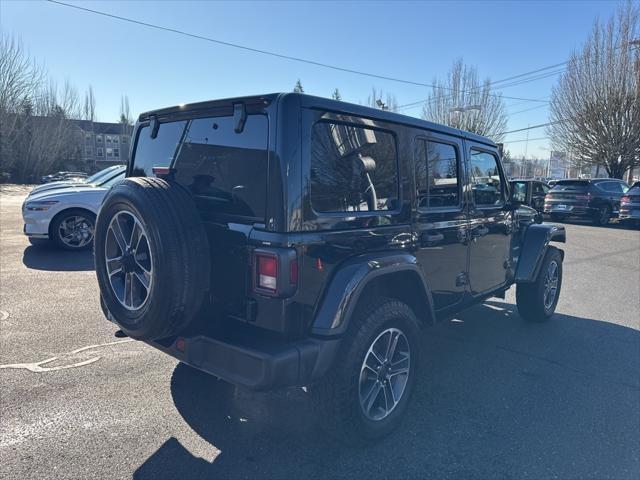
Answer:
[94,177,210,340]
[312,297,421,442]
[516,246,563,322]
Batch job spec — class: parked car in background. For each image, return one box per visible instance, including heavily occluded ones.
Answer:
[40,171,88,183]
[544,178,629,225]
[31,165,125,195]
[23,169,125,250]
[619,184,640,227]
[509,179,550,212]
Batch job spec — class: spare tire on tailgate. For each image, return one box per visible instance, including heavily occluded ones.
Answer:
[94,177,210,340]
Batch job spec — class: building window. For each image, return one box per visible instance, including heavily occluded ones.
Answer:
[97,147,104,156]
[86,147,93,157]
[106,148,113,158]
[97,135,103,143]
[121,136,127,144]
[310,121,398,213]
[85,133,92,141]
[113,136,119,144]
[113,148,120,158]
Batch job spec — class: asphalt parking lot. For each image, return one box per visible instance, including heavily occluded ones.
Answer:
[1,185,639,480]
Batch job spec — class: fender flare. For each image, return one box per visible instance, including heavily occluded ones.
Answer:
[311,251,436,337]
[515,223,566,283]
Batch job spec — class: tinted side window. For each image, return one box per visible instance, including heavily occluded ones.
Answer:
[511,181,528,203]
[416,139,459,208]
[310,122,398,213]
[131,121,187,176]
[173,115,268,219]
[469,150,504,206]
[532,182,546,195]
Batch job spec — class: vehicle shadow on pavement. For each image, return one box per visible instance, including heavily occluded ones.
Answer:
[134,301,640,480]
[21,245,95,271]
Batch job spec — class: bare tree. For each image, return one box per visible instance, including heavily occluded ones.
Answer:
[331,88,342,101]
[422,59,508,142]
[83,86,96,121]
[366,87,398,112]
[549,3,639,179]
[0,34,44,177]
[0,33,85,182]
[119,94,132,135]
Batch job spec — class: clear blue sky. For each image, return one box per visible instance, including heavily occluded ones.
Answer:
[1,0,624,157]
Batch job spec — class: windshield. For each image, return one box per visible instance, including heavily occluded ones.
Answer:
[100,171,125,188]
[86,165,124,184]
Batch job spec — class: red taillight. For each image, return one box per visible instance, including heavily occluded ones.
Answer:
[152,166,171,176]
[256,254,278,293]
[621,195,631,204]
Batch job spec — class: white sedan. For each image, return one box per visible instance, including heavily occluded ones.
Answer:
[22,170,125,250]
[31,164,125,196]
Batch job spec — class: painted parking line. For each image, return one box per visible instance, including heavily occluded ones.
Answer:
[0,339,134,373]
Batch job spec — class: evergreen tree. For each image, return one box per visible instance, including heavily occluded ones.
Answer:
[331,88,342,101]
[293,79,304,93]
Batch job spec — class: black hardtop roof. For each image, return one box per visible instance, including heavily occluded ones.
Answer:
[139,92,497,148]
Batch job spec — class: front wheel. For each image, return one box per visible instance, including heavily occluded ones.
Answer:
[516,247,563,322]
[50,209,96,250]
[312,298,421,442]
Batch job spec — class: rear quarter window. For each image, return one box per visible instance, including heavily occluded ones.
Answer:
[310,121,398,213]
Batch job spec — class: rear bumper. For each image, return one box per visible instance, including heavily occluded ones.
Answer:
[148,333,340,390]
[100,298,341,390]
[619,209,640,220]
[544,204,594,217]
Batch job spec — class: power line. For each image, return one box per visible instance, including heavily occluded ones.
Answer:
[47,0,547,104]
[396,66,563,111]
[508,103,549,116]
[500,119,565,136]
[398,41,638,112]
[502,136,549,144]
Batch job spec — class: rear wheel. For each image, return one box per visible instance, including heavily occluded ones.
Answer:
[50,209,95,250]
[312,297,421,442]
[592,205,611,226]
[516,246,563,322]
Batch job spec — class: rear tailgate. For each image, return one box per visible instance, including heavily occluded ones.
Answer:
[545,181,591,213]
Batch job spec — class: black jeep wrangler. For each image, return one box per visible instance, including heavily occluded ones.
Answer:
[95,93,565,440]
